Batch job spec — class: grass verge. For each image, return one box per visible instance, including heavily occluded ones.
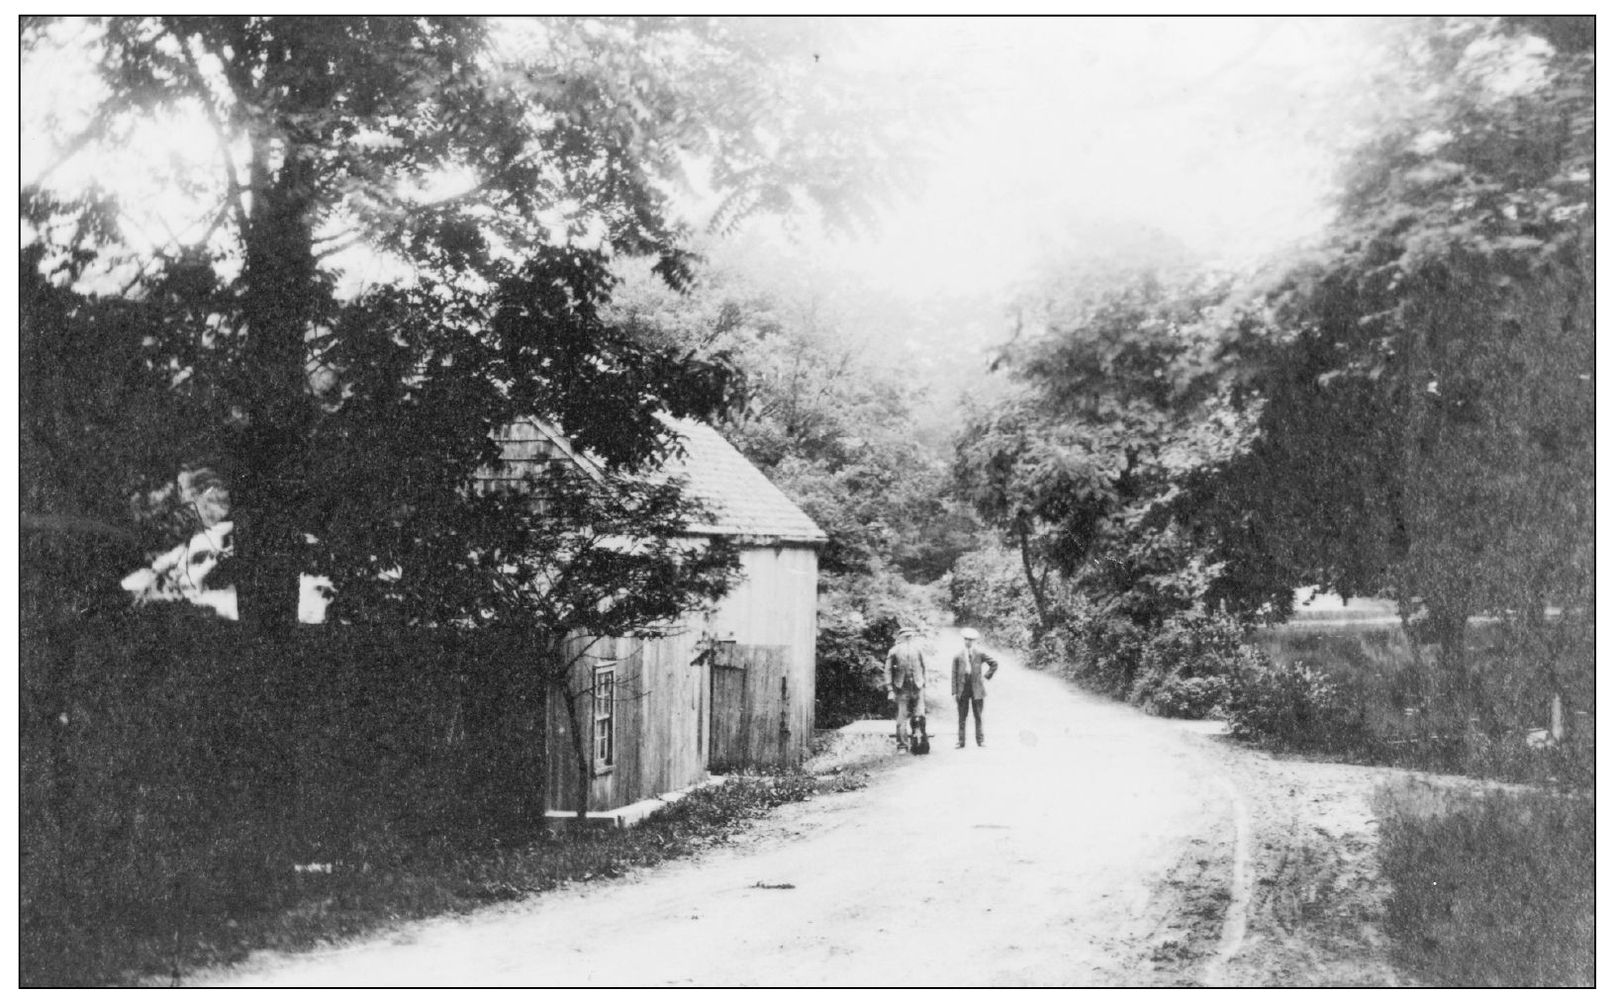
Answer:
[27,768,867,987]
[1371,781,1593,986]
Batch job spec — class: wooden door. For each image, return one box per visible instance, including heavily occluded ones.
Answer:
[708,644,790,771]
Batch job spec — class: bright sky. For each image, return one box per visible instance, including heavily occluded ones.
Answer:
[21,16,1390,304]
[800,16,1392,300]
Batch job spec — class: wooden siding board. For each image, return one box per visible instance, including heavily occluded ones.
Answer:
[544,627,713,813]
[706,546,819,764]
[709,655,746,768]
[542,545,818,812]
[708,644,788,770]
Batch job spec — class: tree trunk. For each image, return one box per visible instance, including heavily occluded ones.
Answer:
[1394,592,1436,735]
[1016,520,1054,639]
[234,147,320,633]
[534,660,550,822]
[532,629,567,823]
[1427,606,1475,729]
[560,682,593,824]
[233,469,306,632]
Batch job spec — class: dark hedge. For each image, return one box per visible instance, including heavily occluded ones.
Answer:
[21,610,546,985]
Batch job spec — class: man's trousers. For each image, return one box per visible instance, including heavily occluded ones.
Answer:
[894,688,924,748]
[956,694,985,746]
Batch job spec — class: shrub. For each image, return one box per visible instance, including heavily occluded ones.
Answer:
[1067,610,1149,693]
[813,600,889,728]
[1053,606,1254,720]
[1374,784,1593,986]
[946,545,1036,650]
[814,571,944,728]
[1140,611,1247,678]
[1028,624,1074,674]
[20,614,543,986]
[1148,674,1230,718]
[1225,655,1365,747]
[1129,612,1254,716]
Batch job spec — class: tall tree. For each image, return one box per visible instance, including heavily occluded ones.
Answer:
[955,269,1264,640]
[22,16,899,631]
[1212,16,1593,720]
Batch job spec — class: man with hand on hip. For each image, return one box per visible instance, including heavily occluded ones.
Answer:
[952,627,1000,748]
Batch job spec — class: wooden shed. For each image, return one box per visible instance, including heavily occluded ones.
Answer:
[486,417,826,821]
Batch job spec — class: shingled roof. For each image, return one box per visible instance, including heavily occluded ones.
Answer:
[655,417,827,545]
[482,415,827,547]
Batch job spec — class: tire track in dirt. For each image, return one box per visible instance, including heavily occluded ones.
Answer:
[1191,735,1416,987]
[1111,724,1415,987]
[1097,722,1237,985]
[1203,774,1253,986]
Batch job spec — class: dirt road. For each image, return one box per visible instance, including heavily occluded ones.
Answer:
[190,633,1412,986]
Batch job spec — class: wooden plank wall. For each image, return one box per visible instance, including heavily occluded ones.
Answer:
[710,546,819,761]
[630,631,709,803]
[708,644,791,770]
[542,543,819,813]
[708,656,748,769]
[542,628,711,814]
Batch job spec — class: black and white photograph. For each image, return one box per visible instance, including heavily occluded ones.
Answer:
[18,15,1594,986]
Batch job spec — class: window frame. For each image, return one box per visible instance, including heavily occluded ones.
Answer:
[591,664,616,775]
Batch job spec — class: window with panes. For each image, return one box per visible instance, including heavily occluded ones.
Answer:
[592,665,615,773]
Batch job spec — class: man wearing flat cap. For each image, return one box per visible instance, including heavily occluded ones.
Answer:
[952,627,1000,748]
[884,625,929,752]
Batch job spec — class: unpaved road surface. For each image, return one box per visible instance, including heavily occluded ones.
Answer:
[190,634,1413,987]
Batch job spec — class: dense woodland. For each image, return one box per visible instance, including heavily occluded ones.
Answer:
[952,16,1593,771]
[19,15,1592,984]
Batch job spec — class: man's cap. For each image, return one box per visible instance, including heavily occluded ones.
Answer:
[960,627,981,641]
[897,626,919,637]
